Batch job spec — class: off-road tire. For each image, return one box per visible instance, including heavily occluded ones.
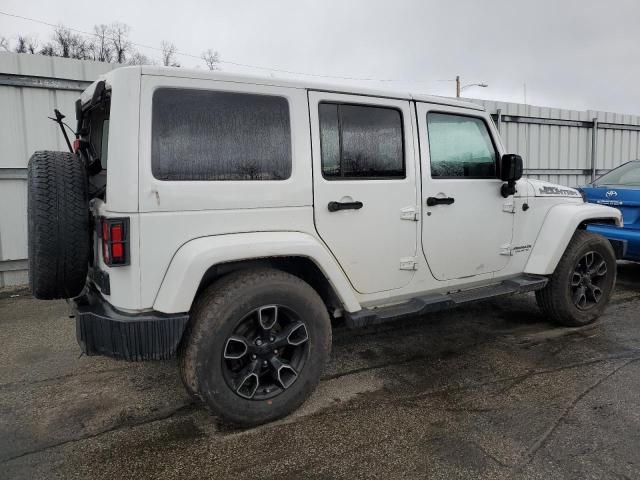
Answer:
[536,230,616,327]
[27,151,90,299]
[179,268,332,427]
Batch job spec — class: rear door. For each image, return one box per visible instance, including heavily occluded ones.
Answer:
[308,91,418,294]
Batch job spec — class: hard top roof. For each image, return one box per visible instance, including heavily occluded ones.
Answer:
[128,65,485,111]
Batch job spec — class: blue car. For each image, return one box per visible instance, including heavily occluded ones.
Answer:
[578,160,640,261]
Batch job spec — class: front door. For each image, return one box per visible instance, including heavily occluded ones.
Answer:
[416,103,514,280]
[309,91,418,294]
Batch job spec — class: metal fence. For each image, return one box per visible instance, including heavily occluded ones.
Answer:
[469,99,640,187]
[1,52,640,287]
[0,53,115,287]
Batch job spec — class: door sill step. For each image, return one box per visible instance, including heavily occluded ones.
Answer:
[344,275,548,329]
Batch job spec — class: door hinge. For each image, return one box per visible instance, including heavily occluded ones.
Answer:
[502,201,516,214]
[400,257,419,270]
[500,244,514,256]
[400,206,419,221]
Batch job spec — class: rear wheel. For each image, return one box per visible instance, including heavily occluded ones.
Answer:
[536,230,616,327]
[180,268,331,427]
[27,151,90,299]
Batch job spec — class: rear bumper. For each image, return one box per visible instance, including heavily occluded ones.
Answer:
[586,224,640,261]
[73,288,189,361]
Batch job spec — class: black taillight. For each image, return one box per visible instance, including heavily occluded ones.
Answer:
[101,217,130,266]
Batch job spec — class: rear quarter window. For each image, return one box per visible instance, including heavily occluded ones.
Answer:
[151,88,292,181]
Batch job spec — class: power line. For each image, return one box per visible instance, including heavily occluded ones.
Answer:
[0,9,435,83]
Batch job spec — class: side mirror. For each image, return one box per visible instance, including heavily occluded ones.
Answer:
[500,154,523,197]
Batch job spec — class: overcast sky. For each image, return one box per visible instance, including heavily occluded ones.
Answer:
[1,0,639,115]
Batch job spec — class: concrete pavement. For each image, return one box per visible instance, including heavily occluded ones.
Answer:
[1,262,640,479]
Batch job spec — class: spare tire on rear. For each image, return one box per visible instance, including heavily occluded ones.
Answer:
[28,151,90,299]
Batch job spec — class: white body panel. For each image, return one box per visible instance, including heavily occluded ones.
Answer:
[90,66,622,315]
[308,91,418,294]
[153,232,360,314]
[525,202,624,275]
[415,103,513,280]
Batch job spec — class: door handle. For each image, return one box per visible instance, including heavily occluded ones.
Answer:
[328,201,363,212]
[426,197,455,207]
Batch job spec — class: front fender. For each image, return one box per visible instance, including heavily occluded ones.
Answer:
[524,203,622,275]
[153,232,361,314]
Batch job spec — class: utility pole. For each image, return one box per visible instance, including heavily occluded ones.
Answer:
[447,75,487,98]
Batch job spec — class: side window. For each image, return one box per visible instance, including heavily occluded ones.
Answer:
[427,112,498,179]
[152,88,292,181]
[319,103,404,179]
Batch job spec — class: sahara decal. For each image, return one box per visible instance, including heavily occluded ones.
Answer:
[538,186,581,196]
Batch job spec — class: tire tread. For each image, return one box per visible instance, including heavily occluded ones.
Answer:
[28,151,89,299]
[536,230,616,327]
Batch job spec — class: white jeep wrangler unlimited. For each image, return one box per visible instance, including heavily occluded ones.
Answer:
[27,66,622,426]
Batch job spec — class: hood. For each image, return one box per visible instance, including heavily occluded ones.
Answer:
[528,179,583,198]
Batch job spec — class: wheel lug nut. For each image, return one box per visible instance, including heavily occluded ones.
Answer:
[274,349,278,354]
[269,336,275,342]
[256,339,263,346]
[251,354,257,360]
[262,360,268,367]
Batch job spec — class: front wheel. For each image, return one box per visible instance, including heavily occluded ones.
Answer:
[180,268,331,427]
[536,230,617,327]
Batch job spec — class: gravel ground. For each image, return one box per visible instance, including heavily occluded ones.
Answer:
[1,262,639,479]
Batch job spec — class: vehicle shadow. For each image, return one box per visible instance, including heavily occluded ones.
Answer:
[617,261,640,290]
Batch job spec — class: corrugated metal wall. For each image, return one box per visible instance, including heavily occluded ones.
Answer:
[0,53,115,287]
[1,53,639,287]
[469,99,640,187]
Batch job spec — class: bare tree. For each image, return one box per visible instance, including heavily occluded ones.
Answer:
[49,25,88,59]
[109,23,131,63]
[1,23,200,68]
[89,24,112,62]
[53,25,73,57]
[15,36,28,53]
[0,36,10,52]
[40,43,55,56]
[161,41,180,67]
[71,37,89,59]
[26,37,39,54]
[201,48,220,70]
[128,51,155,65]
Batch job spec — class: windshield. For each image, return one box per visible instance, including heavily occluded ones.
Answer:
[594,161,640,186]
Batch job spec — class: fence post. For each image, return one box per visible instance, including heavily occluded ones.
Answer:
[591,117,598,182]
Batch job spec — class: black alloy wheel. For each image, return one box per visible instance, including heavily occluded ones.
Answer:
[180,268,331,426]
[222,305,310,400]
[570,251,608,310]
[535,230,616,327]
